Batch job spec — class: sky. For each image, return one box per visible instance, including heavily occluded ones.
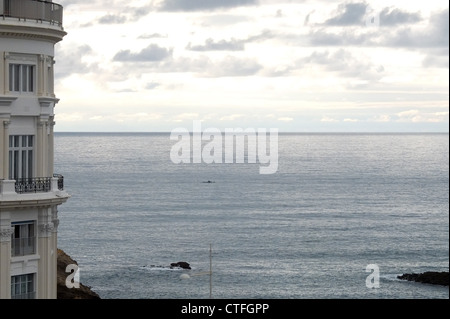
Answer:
[53,0,449,132]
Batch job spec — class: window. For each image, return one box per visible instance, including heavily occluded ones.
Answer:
[11,221,36,257]
[9,135,34,180]
[3,0,11,16]
[9,64,35,93]
[11,274,36,299]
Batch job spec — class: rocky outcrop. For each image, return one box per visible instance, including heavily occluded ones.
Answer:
[397,271,449,286]
[170,261,191,269]
[57,248,101,299]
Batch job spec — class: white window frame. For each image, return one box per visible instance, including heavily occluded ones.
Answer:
[9,63,35,93]
[11,273,36,299]
[9,135,34,180]
[11,221,36,257]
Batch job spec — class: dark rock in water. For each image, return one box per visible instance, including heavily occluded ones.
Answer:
[170,261,191,269]
[397,271,449,286]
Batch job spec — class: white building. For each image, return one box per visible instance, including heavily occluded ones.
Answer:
[0,0,69,299]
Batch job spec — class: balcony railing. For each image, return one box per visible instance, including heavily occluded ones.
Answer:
[0,0,63,26]
[14,174,64,193]
[11,236,36,256]
[11,291,36,299]
[15,177,51,193]
[53,173,64,190]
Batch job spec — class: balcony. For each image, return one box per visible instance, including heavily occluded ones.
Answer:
[11,236,36,256]
[11,292,36,299]
[14,174,64,194]
[0,0,63,26]
[0,174,69,207]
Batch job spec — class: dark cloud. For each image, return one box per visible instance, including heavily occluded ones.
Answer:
[206,55,263,77]
[145,82,161,90]
[115,54,263,78]
[307,28,373,46]
[159,0,258,12]
[324,2,368,26]
[322,2,422,27]
[54,45,96,79]
[98,14,127,24]
[186,38,245,51]
[385,9,448,49]
[379,7,422,26]
[113,44,173,62]
[303,6,446,55]
[185,30,275,52]
[300,49,384,81]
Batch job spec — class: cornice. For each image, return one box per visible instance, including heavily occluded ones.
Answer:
[0,23,66,44]
[0,193,71,210]
[0,96,18,107]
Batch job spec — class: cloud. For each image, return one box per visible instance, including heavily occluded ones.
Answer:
[378,7,422,26]
[145,82,161,90]
[186,38,245,51]
[98,13,127,24]
[321,117,339,123]
[220,114,244,121]
[278,117,294,122]
[139,33,168,39]
[206,55,263,77]
[303,3,426,48]
[307,28,373,46]
[396,110,449,123]
[113,44,173,62]
[422,49,449,68]
[158,0,258,12]
[385,8,449,49]
[324,2,368,26]
[172,113,200,122]
[372,115,391,122]
[55,45,96,79]
[56,112,85,122]
[300,49,384,82]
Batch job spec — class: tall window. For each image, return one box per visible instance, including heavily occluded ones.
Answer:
[3,0,11,15]
[9,64,35,93]
[9,135,34,180]
[11,221,36,257]
[11,274,36,299]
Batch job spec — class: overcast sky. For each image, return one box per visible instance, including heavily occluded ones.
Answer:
[53,0,449,132]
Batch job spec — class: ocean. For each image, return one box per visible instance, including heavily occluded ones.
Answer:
[54,132,449,299]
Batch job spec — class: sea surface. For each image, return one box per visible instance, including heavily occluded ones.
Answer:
[54,133,449,299]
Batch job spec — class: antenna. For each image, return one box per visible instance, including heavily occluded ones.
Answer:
[180,244,213,299]
[209,243,212,299]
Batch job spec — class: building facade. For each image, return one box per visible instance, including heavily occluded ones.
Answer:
[0,0,69,299]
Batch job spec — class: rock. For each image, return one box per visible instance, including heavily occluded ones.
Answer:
[170,261,191,269]
[397,271,449,286]
[57,248,101,299]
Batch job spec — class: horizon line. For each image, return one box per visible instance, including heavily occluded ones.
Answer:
[53,131,449,134]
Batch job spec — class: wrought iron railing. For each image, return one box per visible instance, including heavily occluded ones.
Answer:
[53,173,64,190]
[15,177,51,193]
[0,0,63,26]
[11,291,36,299]
[14,174,64,193]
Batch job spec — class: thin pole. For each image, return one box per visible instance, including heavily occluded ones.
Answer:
[209,243,212,299]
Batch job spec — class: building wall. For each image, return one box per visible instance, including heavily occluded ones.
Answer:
[1,8,67,299]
